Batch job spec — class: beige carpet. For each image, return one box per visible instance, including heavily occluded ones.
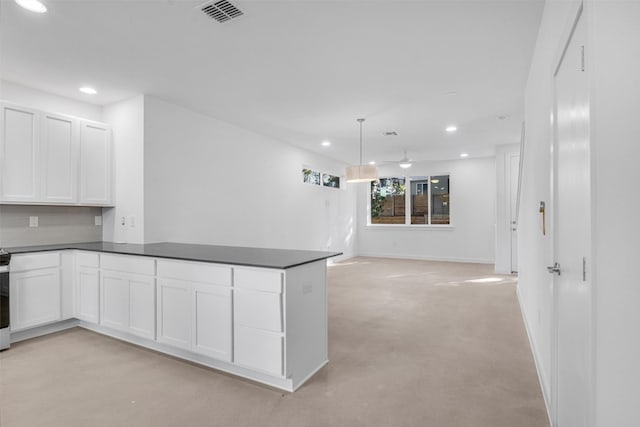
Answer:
[0,257,549,427]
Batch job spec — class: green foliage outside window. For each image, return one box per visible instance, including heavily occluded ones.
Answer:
[371,178,405,217]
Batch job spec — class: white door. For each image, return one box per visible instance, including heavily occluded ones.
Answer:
[509,153,520,273]
[0,104,39,201]
[79,121,112,205]
[41,112,78,203]
[76,266,100,323]
[552,9,592,427]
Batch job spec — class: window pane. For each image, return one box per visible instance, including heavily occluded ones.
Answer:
[431,175,450,224]
[410,178,429,224]
[371,178,406,224]
[322,173,340,188]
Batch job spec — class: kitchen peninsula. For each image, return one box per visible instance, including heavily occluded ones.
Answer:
[6,242,340,391]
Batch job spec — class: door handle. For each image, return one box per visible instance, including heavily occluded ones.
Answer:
[547,262,561,276]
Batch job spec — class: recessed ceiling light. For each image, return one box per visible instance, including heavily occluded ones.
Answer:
[15,0,47,13]
[79,87,97,95]
[460,153,469,158]
[430,179,440,184]
[321,140,331,147]
[368,161,376,165]
[446,125,457,133]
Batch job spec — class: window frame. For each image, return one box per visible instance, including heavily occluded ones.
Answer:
[367,173,453,229]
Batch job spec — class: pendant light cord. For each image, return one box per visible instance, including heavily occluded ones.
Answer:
[357,118,365,166]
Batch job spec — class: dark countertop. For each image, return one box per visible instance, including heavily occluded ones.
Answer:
[3,242,342,270]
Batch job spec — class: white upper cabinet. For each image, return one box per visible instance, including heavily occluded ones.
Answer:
[0,103,39,202]
[79,121,112,205]
[41,112,78,203]
[0,101,113,206]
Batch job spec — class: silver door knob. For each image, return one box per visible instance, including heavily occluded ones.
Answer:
[547,262,561,275]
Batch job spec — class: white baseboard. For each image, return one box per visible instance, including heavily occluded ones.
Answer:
[516,285,553,427]
[355,251,494,264]
[10,318,79,343]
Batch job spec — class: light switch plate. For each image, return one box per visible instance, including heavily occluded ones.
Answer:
[95,216,102,226]
[29,216,38,227]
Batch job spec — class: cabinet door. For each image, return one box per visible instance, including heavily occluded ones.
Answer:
[10,268,61,331]
[76,266,100,323]
[234,289,282,332]
[234,325,283,377]
[129,276,155,340]
[193,283,232,361]
[79,121,112,205]
[100,271,128,331]
[0,104,39,201]
[157,278,192,350]
[41,112,78,203]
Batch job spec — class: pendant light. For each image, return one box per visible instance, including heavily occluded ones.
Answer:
[345,118,378,183]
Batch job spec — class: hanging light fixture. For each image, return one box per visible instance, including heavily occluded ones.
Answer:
[345,118,378,183]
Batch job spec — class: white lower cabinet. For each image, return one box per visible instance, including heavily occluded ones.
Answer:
[75,251,100,323]
[10,250,329,391]
[101,271,129,330]
[100,255,155,340]
[10,267,61,331]
[9,252,62,332]
[76,266,100,323]
[156,260,232,362]
[193,282,232,361]
[156,278,191,350]
[233,268,285,377]
[235,325,284,377]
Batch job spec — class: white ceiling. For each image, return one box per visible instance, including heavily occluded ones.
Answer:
[0,0,543,165]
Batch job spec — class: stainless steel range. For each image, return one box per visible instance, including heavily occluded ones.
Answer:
[0,249,11,350]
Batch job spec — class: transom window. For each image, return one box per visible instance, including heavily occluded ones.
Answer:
[370,175,450,225]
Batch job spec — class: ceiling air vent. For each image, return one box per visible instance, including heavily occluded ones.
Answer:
[200,0,243,23]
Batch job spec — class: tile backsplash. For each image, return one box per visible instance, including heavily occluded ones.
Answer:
[0,205,103,248]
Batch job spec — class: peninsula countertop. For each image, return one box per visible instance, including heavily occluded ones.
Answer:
[4,242,342,270]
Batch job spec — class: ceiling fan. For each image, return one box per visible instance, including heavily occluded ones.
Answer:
[382,150,414,169]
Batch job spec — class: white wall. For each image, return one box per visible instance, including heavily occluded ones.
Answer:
[589,1,640,425]
[0,80,103,121]
[143,95,357,259]
[520,1,640,425]
[357,157,496,263]
[102,95,145,244]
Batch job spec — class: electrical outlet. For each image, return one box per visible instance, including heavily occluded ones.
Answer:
[95,216,102,226]
[121,217,126,226]
[29,216,38,227]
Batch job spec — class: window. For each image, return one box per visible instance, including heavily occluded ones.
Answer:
[370,175,450,225]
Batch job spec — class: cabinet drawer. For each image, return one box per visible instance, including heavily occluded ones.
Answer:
[100,254,154,276]
[234,326,283,377]
[11,252,60,272]
[76,251,99,268]
[234,268,282,293]
[157,259,231,286]
[234,289,282,332]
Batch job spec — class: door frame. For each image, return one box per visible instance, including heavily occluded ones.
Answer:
[549,2,595,426]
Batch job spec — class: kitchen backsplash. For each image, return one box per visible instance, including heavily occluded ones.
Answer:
[0,205,103,248]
